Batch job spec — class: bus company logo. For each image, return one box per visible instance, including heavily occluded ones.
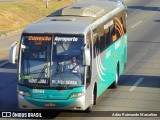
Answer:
[2,112,11,117]
[104,20,113,30]
[28,36,51,41]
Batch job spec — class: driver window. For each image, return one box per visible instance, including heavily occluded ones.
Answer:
[65,57,81,73]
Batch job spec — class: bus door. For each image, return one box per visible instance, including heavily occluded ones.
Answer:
[92,25,109,96]
[85,31,93,107]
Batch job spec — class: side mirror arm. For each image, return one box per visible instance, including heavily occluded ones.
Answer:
[83,46,91,66]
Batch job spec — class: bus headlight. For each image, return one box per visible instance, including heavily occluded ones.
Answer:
[17,90,31,97]
[69,92,85,98]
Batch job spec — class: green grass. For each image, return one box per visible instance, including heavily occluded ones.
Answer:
[0,0,78,33]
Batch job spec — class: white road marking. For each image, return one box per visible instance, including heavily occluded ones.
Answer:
[0,60,9,67]
[130,20,143,29]
[129,78,144,92]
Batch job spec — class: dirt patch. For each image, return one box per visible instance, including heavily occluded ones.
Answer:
[0,0,78,33]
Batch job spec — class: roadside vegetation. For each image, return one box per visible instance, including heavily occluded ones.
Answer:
[0,0,78,33]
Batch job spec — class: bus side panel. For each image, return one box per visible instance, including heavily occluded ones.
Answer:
[119,33,128,76]
[114,10,127,76]
[92,34,127,97]
[92,43,116,97]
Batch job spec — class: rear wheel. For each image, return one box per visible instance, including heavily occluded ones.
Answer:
[125,10,128,18]
[110,67,119,88]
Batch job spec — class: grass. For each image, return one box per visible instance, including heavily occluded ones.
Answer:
[0,0,78,33]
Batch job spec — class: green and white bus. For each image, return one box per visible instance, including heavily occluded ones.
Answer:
[9,0,127,111]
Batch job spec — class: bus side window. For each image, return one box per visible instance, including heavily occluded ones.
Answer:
[116,24,121,40]
[122,11,127,33]
[99,34,105,53]
[93,30,99,58]
[111,23,117,42]
[105,27,111,47]
[99,25,106,53]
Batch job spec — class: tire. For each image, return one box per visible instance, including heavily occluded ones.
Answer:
[86,104,93,112]
[125,11,128,18]
[109,67,119,89]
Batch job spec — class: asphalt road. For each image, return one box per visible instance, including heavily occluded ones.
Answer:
[0,34,20,61]
[0,0,160,119]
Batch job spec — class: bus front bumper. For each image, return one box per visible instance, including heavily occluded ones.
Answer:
[18,94,86,111]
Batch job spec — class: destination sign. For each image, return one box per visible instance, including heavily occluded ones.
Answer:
[28,36,51,41]
[28,79,48,84]
[51,80,78,86]
[54,36,78,42]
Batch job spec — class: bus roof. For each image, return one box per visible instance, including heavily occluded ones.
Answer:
[23,0,125,35]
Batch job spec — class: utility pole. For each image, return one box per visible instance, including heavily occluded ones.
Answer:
[46,0,48,8]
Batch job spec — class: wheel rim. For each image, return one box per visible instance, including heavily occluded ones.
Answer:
[92,92,94,105]
[116,69,118,85]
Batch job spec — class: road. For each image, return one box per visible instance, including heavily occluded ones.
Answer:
[0,0,160,119]
[0,34,20,62]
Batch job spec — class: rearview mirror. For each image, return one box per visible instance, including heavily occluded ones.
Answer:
[9,42,18,64]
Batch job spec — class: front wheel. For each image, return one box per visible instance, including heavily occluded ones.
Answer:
[85,90,95,112]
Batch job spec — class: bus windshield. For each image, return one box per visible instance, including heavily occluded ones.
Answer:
[19,35,84,88]
[20,35,52,87]
[51,35,84,87]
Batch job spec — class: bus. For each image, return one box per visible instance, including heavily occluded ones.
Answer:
[9,0,127,112]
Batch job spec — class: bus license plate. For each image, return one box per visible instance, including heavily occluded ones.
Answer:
[45,103,56,107]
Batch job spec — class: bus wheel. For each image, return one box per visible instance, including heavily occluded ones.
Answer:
[125,10,128,18]
[110,67,119,89]
[86,90,94,112]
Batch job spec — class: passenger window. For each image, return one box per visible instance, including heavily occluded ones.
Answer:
[111,23,117,42]
[105,28,111,47]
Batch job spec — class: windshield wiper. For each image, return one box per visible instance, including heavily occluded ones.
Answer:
[33,65,48,88]
[56,62,67,89]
